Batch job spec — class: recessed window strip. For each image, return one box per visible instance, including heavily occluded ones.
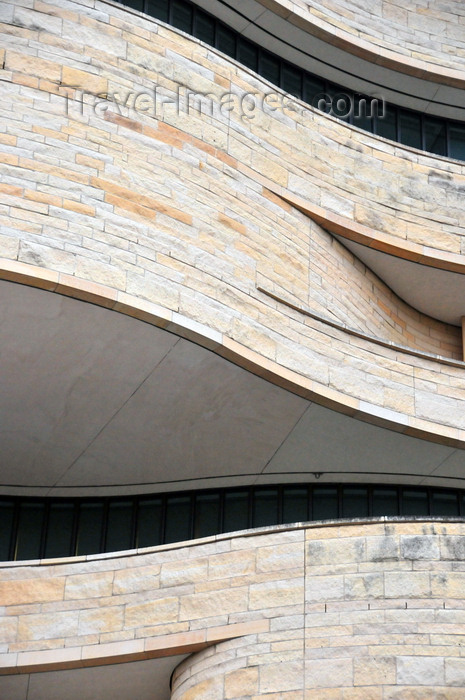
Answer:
[1,483,464,561]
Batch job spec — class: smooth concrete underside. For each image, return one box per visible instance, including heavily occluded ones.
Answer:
[1,279,465,496]
[1,655,185,700]
[337,236,465,327]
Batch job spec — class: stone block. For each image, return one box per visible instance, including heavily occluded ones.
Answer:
[225,666,259,698]
[396,656,444,685]
[353,656,396,685]
[124,597,179,628]
[401,536,440,561]
[64,572,113,600]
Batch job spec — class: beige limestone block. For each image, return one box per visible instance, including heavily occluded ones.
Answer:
[179,588,248,621]
[249,578,304,610]
[62,66,108,95]
[124,597,179,628]
[160,558,208,587]
[64,572,113,600]
[306,657,353,688]
[208,550,256,580]
[18,610,78,641]
[0,578,65,606]
[175,675,223,700]
[257,543,304,573]
[78,606,124,635]
[353,656,396,685]
[225,666,259,698]
[5,51,61,81]
[113,565,160,595]
[260,660,304,693]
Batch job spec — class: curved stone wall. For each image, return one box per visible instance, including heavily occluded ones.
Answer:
[2,0,465,444]
[300,0,465,71]
[2,520,465,698]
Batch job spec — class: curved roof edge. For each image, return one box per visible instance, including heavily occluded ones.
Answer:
[2,258,465,450]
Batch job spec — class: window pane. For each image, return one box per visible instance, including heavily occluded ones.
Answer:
[283,488,308,523]
[224,491,249,532]
[313,487,338,521]
[282,64,302,98]
[342,487,368,518]
[449,123,465,161]
[45,503,74,559]
[106,501,134,553]
[0,502,14,560]
[171,0,193,33]
[123,0,144,11]
[402,489,428,516]
[165,496,191,543]
[399,110,422,149]
[217,25,236,59]
[16,502,44,560]
[137,498,162,548]
[76,502,104,556]
[376,104,397,141]
[424,116,446,156]
[253,489,278,528]
[303,75,325,107]
[261,51,280,86]
[330,89,352,121]
[372,488,398,517]
[147,0,169,22]
[238,39,258,72]
[353,94,374,131]
[195,10,215,45]
[431,491,458,517]
[194,493,220,538]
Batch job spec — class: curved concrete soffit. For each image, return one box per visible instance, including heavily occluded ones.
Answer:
[2,259,465,449]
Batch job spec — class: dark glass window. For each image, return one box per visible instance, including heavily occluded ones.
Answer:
[0,501,14,560]
[372,488,398,517]
[283,487,308,523]
[399,110,422,150]
[330,89,352,122]
[303,75,325,108]
[237,38,258,72]
[431,491,459,517]
[194,493,220,538]
[253,488,278,528]
[45,503,74,559]
[194,10,215,45]
[353,94,374,132]
[424,116,446,156]
[124,0,144,10]
[376,104,397,141]
[137,498,162,548]
[76,502,104,556]
[216,24,236,59]
[16,502,44,560]
[224,490,249,532]
[171,0,193,33]
[342,487,368,518]
[313,487,338,520]
[165,495,191,543]
[282,64,302,98]
[147,0,169,22]
[106,500,134,552]
[260,51,280,86]
[402,489,428,516]
[449,124,465,161]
